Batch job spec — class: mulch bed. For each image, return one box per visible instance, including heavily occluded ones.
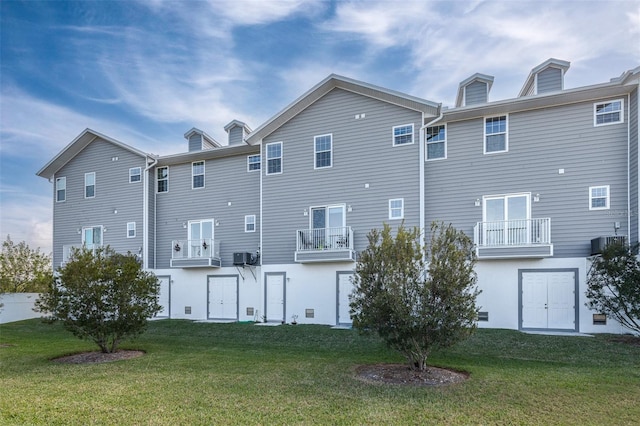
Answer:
[52,350,145,364]
[355,363,468,386]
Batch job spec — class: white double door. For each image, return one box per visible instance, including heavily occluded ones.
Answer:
[208,276,238,320]
[521,271,575,330]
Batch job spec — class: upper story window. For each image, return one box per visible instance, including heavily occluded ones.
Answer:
[129,167,141,183]
[426,125,446,160]
[314,134,332,169]
[393,124,414,146]
[245,215,256,232]
[247,155,261,172]
[55,177,66,202]
[589,185,610,210]
[389,198,404,219]
[485,115,507,154]
[266,142,282,175]
[127,222,136,238]
[594,100,623,126]
[84,172,96,198]
[192,161,205,189]
[157,167,168,193]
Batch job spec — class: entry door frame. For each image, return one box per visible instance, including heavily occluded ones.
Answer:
[264,272,286,323]
[207,274,239,321]
[155,275,171,318]
[336,271,355,326]
[518,268,579,332]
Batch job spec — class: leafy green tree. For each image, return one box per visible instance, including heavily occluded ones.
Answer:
[586,242,640,333]
[0,235,52,293]
[350,222,480,371]
[35,246,161,353]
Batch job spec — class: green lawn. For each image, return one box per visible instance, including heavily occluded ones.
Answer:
[1,320,639,425]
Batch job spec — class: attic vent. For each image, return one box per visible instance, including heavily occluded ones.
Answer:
[478,312,489,322]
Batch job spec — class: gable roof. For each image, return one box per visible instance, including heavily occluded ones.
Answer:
[455,73,495,107]
[224,119,252,134]
[518,58,570,97]
[246,74,440,144]
[183,127,221,148]
[36,128,151,180]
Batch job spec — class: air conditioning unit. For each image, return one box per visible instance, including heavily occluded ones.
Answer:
[590,236,626,255]
[233,252,253,266]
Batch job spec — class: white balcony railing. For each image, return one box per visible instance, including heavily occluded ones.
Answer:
[62,244,102,266]
[474,218,551,247]
[296,227,354,252]
[171,239,220,260]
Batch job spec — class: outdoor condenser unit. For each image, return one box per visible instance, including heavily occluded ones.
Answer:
[233,252,253,266]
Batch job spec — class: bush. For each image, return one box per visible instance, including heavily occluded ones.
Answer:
[0,235,52,293]
[35,246,161,353]
[586,242,640,334]
[350,222,480,371]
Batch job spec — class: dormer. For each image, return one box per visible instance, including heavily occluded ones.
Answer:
[519,58,570,97]
[455,73,494,107]
[184,128,221,152]
[224,120,252,146]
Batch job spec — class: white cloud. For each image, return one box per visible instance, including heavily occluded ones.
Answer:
[0,188,52,254]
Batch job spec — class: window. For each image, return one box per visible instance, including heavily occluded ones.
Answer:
[192,161,205,189]
[594,100,623,126]
[484,115,507,153]
[266,142,282,175]
[55,177,66,202]
[82,226,102,250]
[389,199,404,219]
[393,124,414,146]
[426,125,446,160]
[127,222,136,238]
[84,172,95,198]
[245,215,256,232]
[157,167,168,193]
[129,167,141,183]
[314,134,332,169]
[247,155,261,172]
[483,194,530,245]
[589,185,610,210]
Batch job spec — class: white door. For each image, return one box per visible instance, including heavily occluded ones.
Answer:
[266,273,284,322]
[522,271,575,330]
[337,273,354,325]
[484,195,529,245]
[208,276,238,320]
[156,276,170,318]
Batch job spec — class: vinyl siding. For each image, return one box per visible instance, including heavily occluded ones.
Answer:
[465,81,488,105]
[52,139,145,266]
[147,168,156,268]
[228,126,244,146]
[154,153,260,268]
[537,68,563,94]
[629,89,639,245]
[188,134,202,152]
[261,88,422,264]
[425,97,629,258]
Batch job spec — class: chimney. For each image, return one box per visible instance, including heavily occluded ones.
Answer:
[224,120,252,146]
[455,73,494,107]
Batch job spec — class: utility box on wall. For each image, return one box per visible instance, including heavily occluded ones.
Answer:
[233,252,253,266]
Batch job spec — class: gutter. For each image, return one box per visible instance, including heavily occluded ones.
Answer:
[143,155,159,270]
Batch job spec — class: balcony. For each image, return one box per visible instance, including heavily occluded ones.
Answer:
[295,226,356,263]
[473,218,553,259]
[62,244,102,266]
[170,239,221,268]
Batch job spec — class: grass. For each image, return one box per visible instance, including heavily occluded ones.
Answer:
[1,320,639,425]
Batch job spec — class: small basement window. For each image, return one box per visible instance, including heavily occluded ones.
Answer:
[593,314,607,325]
[478,312,489,322]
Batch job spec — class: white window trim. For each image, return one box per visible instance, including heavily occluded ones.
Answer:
[482,192,531,221]
[308,204,346,229]
[84,172,96,199]
[127,222,136,238]
[425,124,447,161]
[129,167,141,183]
[593,99,624,127]
[483,114,508,154]
[589,185,610,210]
[192,161,205,189]
[314,133,333,170]
[389,198,404,220]
[157,166,169,193]
[245,215,256,232]
[392,124,415,146]
[247,155,261,172]
[55,177,66,203]
[82,225,103,247]
[266,141,283,175]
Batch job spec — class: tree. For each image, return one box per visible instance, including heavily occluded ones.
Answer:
[586,241,640,334]
[35,246,161,353]
[0,235,53,293]
[350,222,480,371]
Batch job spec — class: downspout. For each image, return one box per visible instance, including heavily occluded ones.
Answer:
[143,155,158,270]
[420,108,444,238]
[628,93,631,244]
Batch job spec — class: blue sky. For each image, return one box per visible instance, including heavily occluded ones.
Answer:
[1,0,639,254]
